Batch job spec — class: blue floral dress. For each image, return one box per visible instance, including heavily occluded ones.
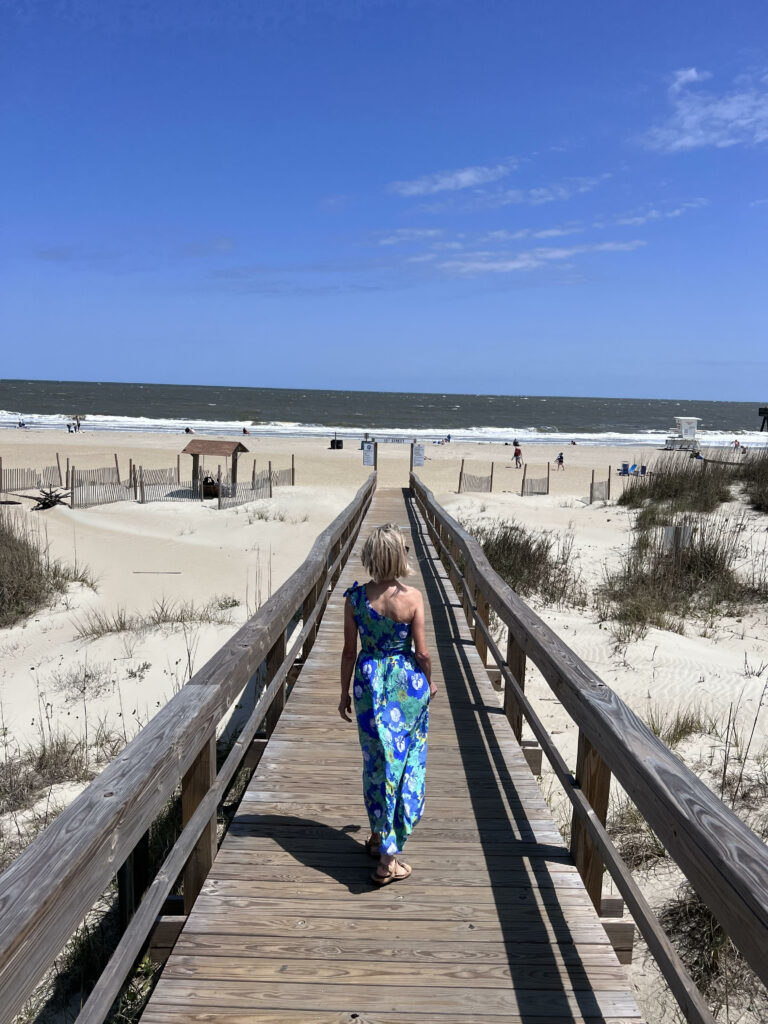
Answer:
[343,582,430,856]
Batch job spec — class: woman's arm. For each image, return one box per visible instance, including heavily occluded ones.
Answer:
[411,592,438,699]
[339,597,358,721]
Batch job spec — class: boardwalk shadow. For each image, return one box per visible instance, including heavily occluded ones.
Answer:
[229,813,375,894]
[404,488,615,1024]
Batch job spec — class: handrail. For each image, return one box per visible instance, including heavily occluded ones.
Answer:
[0,472,376,1024]
[410,472,768,1024]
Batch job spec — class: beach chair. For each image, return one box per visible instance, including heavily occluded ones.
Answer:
[629,463,637,475]
[620,462,630,476]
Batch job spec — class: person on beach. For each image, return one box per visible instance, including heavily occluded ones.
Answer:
[514,445,523,468]
[555,451,564,470]
[339,524,436,886]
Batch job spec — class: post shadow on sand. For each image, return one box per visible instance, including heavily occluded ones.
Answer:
[404,487,613,1024]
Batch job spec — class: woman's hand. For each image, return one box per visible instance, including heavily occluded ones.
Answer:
[338,692,352,721]
[429,682,438,700]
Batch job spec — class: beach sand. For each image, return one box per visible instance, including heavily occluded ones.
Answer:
[1,426,763,748]
[2,427,767,1021]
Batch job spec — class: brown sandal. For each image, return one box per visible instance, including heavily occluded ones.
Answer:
[371,859,412,886]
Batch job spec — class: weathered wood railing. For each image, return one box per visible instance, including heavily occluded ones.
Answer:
[411,472,768,1024]
[0,473,376,1024]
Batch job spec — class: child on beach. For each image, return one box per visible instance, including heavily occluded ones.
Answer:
[554,452,564,470]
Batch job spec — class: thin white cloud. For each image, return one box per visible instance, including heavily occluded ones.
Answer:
[483,224,583,242]
[750,198,768,207]
[388,161,515,196]
[405,253,438,263]
[644,68,768,152]
[378,228,443,245]
[670,67,711,93]
[610,198,708,226]
[478,174,611,209]
[440,239,645,275]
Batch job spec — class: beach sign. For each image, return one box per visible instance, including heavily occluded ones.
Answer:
[412,443,425,467]
[363,442,375,466]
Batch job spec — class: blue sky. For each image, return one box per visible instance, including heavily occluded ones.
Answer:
[1,0,767,400]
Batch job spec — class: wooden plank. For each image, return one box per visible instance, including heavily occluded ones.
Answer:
[147,978,642,1017]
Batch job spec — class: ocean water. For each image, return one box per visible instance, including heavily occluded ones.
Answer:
[0,379,765,447]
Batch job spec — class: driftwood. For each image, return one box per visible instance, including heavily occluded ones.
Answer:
[30,487,70,511]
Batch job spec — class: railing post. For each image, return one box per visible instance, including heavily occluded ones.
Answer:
[475,586,489,667]
[182,734,217,915]
[463,565,475,627]
[117,832,150,931]
[264,630,288,737]
[504,632,526,741]
[448,535,461,595]
[302,577,321,658]
[570,731,612,912]
[458,458,465,493]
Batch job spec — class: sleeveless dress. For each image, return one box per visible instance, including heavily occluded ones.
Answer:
[343,582,430,856]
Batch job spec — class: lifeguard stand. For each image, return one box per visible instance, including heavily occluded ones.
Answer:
[664,416,700,450]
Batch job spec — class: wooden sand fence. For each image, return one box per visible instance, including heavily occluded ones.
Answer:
[411,472,768,1024]
[0,474,376,1024]
[270,455,295,489]
[457,458,494,493]
[220,470,271,509]
[521,462,550,496]
[137,466,199,504]
[589,467,612,503]
[0,462,62,493]
[70,466,130,509]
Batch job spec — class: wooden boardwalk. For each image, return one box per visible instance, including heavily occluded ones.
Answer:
[142,488,642,1024]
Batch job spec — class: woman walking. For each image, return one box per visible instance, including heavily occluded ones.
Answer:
[339,524,437,885]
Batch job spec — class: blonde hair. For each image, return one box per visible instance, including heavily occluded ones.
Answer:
[361,523,413,582]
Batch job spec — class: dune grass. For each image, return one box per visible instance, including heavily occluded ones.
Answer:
[462,517,587,608]
[740,447,768,512]
[618,454,735,514]
[0,508,95,628]
[596,510,767,641]
[73,594,239,641]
